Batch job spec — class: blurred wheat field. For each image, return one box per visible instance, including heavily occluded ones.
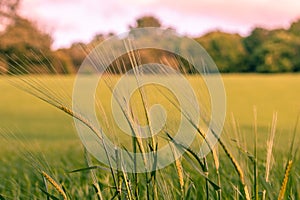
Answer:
[0,74,299,199]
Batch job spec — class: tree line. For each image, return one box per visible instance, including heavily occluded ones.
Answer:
[0,12,300,74]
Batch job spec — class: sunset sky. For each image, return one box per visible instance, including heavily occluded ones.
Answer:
[20,0,300,49]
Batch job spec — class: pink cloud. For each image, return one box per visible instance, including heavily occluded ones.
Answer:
[19,0,300,48]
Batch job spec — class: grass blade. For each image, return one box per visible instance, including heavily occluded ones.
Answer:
[0,194,5,200]
[253,107,258,200]
[39,187,60,200]
[69,165,110,173]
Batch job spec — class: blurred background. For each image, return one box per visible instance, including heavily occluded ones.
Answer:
[1,0,300,73]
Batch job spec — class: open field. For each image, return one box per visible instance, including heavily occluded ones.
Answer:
[0,74,299,199]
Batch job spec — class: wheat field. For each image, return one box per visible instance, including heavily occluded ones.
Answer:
[0,74,299,199]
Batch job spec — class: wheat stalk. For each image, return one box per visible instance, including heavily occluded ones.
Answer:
[266,112,277,182]
[170,143,184,199]
[218,138,251,200]
[263,112,277,200]
[41,171,67,200]
[212,146,221,199]
[253,107,259,200]
[278,160,293,200]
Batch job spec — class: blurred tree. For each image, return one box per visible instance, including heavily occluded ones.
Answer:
[196,31,247,72]
[59,42,87,70]
[59,32,118,73]
[0,16,56,74]
[1,12,300,74]
[87,33,107,49]
[242,28,270,71]
[1,17,52,50]
[288,19,300,72]
[243,28,270,54]
[0,0,20,30]
[90,33,105,44]
[132,15,161,28]
[253,30,300,72]
[289,18,300,36]
[52,49,75,74]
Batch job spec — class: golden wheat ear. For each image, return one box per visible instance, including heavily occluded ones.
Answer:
[277,160,293,200]
[41,170,68,200]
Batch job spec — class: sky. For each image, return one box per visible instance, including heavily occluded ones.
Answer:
[19,0,300,49]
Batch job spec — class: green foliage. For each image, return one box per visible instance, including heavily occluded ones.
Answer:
[244,28,300,72]
[243,28,270,71]
[0,16,95,74]
[289,19,300,37]
[0,17,76,74]
[52,50,75,74]
[1,15,300,73]
[61,16,300,73]
[133,15,162,28]
[57,43,86,71]
[196,31,247,72]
